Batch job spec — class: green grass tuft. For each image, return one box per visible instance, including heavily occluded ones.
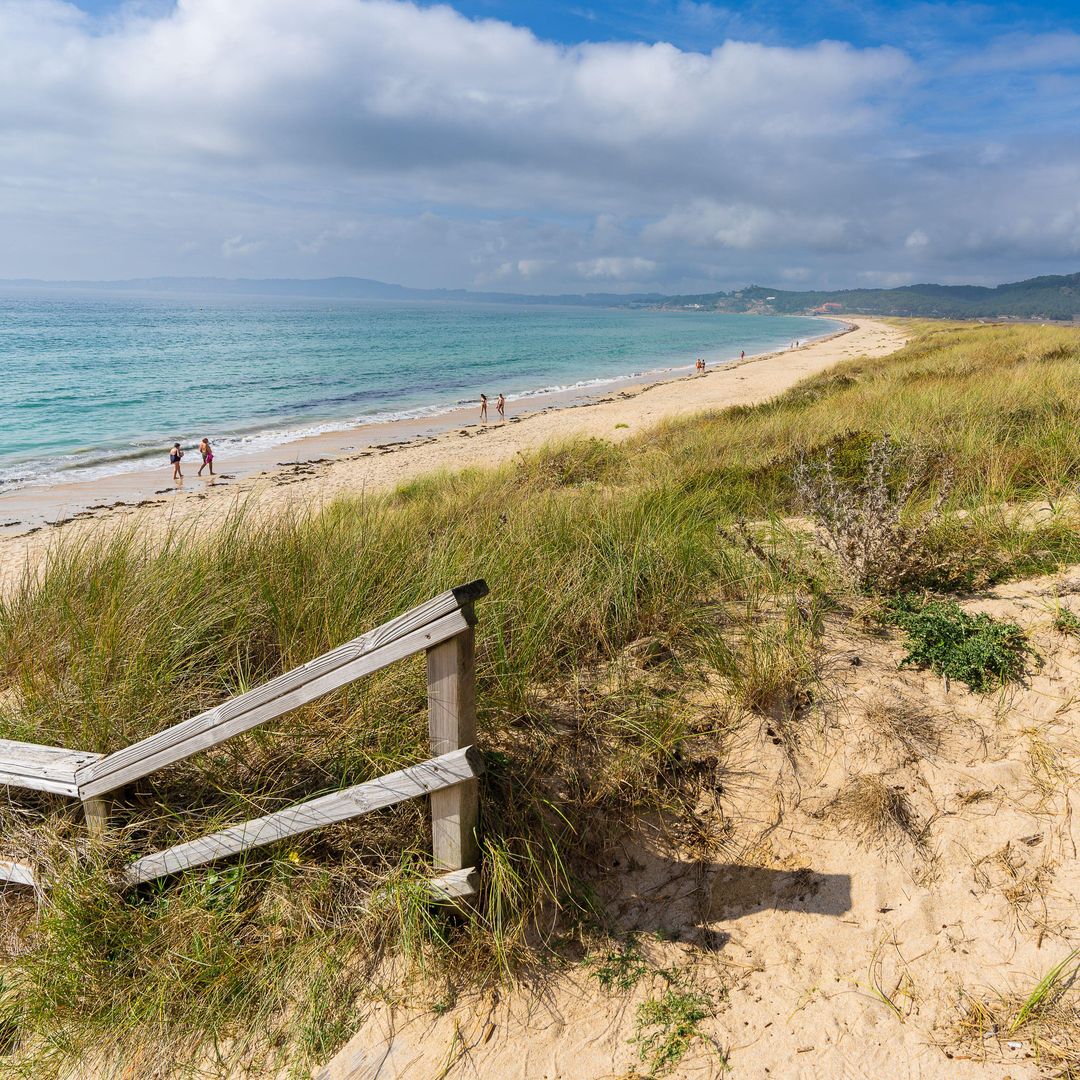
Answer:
[590,936,650,992]
[1011,948,1079,1033]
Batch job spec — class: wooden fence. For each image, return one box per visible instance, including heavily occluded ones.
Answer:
[0,581,487,900]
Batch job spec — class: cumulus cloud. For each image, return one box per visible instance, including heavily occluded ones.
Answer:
[0,0,1077,288]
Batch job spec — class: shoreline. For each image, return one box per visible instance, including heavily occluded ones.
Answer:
[0,319,847,535]
[0,318,906,586]
[1,311,843,509]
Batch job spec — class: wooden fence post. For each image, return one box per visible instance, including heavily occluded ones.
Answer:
[426,625,479,872]
[82,796,110,839]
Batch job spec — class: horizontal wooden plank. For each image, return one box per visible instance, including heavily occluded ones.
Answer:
[0,860,37,888]
[123,745,484,886]
[0,768,81,797]
[0,739,101,797]
[428,866,480,903]
[79,608,471,799]
[0,739,101,770]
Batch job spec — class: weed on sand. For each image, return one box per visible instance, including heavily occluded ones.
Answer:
[825,775,928,855]
[633,984,719,1076]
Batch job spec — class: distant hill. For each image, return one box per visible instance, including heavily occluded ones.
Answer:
[0,275,665,307]
[655,272,1080,320]
[5,271,1080,319]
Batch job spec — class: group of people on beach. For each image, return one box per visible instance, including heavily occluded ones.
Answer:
[696,349,746,373]
[168,438,214,479]
[159,336,781,477]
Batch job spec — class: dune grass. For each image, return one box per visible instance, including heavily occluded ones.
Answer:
[2,320,1080,1074]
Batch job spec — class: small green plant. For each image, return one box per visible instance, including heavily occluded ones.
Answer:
[1011,948,1079,1032]
[615,423,629,429]
[955,950,1080,1066]
[430,988,458,1016]
[1052,605,1080,639]
[590,937,649,992]
[886,596,1035,692]
[633,988,713,1076]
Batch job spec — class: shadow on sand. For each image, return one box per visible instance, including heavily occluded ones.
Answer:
[609,855,852,951]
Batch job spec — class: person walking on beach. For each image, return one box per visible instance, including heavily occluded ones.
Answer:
[480,393,488,422]
[740,350,745,360]
[197,438,214,477]
[496,393,505,420]
[169,442,184,479]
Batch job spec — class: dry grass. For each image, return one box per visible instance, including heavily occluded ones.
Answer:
[862,693,942,760]
[1024,727,1073,802]
[825,775,928,853]
[971,841,1058,934]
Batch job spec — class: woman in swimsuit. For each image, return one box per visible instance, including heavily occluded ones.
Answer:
[169,442,184,479]
[480,394,488,422]
[496,393,505,419]
[198,438,215,477]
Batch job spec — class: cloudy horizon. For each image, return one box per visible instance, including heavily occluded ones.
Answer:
[3,0,1080,293]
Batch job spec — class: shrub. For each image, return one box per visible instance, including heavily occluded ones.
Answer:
[886,596,1035,692]
[793,433,952,593]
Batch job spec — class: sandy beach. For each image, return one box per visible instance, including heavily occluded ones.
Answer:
[0,318,905,587]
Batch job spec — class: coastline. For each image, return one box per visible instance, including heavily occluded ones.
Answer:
[0,318,906,586]
[1,305,839,503]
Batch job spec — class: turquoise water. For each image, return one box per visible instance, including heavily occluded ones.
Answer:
[0,291,837,490]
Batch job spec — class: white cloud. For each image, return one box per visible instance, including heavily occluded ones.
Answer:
[855,270,916,288]
[644,201,872,253]
[0,0,1076,288]
[575,256,658,280]
[221,234,262,258]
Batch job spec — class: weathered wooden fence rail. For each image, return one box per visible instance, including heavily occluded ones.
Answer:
[0,581,487,898]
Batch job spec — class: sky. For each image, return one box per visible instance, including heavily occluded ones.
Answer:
[2,0,1080,292]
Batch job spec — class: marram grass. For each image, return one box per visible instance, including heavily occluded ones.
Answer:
[1,320,1079,1075]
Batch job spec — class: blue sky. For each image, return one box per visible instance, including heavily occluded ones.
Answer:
[4,0,1080,290]
[69,0,1080,50]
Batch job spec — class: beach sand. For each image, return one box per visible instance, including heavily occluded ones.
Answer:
[0,318,905,588]
[320,561,1080,1080]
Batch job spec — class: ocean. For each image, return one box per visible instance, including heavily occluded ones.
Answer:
[0,291,838,491]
